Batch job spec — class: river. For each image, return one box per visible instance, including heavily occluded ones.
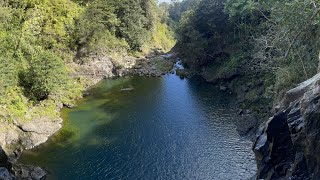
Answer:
[19,74,256,180]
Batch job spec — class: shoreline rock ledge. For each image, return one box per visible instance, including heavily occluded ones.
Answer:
[253,73,320,179]
[1,146,46,180]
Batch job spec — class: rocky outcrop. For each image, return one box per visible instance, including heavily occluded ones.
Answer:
[253,73,320,179]
[0,116,63,157]
[72,55,119,86]
[129,56,174,77]
[0,167,13,180]
[200,65,241,83]
[73,53,174,86]
[12,164,46,180]
[15,117,63,150]
[0,146,12,179]
[0,151,47,180]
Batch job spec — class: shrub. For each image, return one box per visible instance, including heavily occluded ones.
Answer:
[22,50,68,101]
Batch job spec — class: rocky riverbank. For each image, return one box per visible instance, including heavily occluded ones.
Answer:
[253,73,320,179]
[198,61,320,179]
[1,146,47,180]
[0,52,176,179]
[175,49,320,179]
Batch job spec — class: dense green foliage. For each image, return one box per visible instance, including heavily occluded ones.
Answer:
[0,0,175,122]
[75,0,175,56]
[22,51,68,101]
[0,0,83,122]
[5,0,318,123]
[171,0,320,97]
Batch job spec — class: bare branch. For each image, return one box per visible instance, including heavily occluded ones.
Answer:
[259,10,277,25]
[285,8,320,57]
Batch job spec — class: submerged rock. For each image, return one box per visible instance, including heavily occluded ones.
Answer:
[253,73,320,179]
[120,87,134,91]
[219,85,227,91]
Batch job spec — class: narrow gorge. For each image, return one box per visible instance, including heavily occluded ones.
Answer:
[1,0,320,180]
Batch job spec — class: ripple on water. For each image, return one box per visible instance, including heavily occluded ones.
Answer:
[19,75,256,180]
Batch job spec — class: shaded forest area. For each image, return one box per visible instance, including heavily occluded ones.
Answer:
[168,0,320,114]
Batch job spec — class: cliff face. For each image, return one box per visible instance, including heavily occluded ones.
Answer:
[253,73,320,179]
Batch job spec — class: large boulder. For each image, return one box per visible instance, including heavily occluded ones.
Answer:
[281,73,320,108]
[0,147,14,180]
[15,117,63,150]
[253,73,320,179]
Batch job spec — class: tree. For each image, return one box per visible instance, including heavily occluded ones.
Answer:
[116,0,149,50]
[252,0,320,90]
[141,0,158,30]
[23,50,67,101]
[175,0,232,67]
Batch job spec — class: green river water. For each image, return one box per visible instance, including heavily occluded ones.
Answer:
[19,74,256,179]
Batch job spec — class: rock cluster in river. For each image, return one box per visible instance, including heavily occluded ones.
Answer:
[73,53,174,86]
[129,56,174,77]
[253,73,320,179]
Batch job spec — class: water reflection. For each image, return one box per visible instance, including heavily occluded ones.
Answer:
[19,75,256,180]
